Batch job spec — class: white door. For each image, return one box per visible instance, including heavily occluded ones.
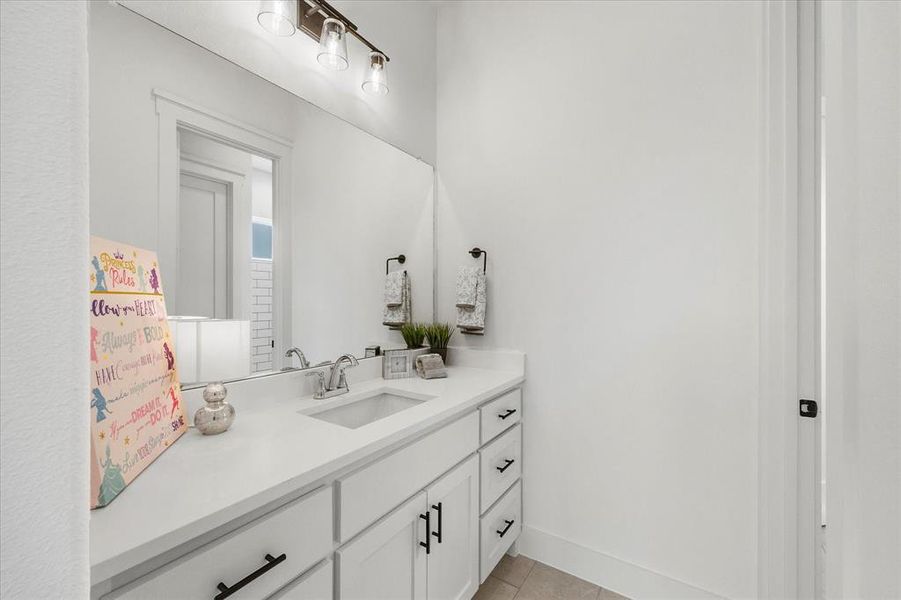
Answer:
[426,456,479,600]
[177,173,229,318]
[337,492,428,600]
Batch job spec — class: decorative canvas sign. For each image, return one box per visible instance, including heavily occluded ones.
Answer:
[89,237,187,508]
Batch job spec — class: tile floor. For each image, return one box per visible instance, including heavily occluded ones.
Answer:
[474,554,630,600]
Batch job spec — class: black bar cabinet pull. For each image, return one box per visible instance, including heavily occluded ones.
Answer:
[419,511,431,554]
[431,502,443,543]
[496,459,515,473]
[498,408,517,420]
[496,519,515,538]
[214,553,286,600]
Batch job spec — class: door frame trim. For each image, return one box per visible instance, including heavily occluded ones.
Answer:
[757,1,804,597]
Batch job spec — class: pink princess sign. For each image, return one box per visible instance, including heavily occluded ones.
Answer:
[89,237,187,508]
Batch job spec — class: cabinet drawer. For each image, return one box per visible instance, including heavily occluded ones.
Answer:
[337,411,479,542]
[480,389,521,444]
[479,480,522,584]
[268,560,332,600]
[104,487,333,600]
[479,424,522,513]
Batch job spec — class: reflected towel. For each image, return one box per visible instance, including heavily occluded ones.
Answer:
[455,267,479,309]
[384,271,405,307]
[456,270,486,333]
[383,271,412,329]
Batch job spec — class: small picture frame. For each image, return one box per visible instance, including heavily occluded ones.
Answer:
[382,348,427,379]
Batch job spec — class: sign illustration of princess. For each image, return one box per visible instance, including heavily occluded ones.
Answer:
[168,386,180,418]
[163,342,175,372]
[91,387,111,422]
[97,445,126,506]
[91,256,107,291]
[90,326,99,363]
[137,264,147,292]
[149,267,160,294]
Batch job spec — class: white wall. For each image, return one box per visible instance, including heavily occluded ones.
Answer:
[118,0,438,164]
[0,1,90,597]
[436,2,764,598]
[292,109,434,360]
[90,1,434,368]
[822,2,901,598]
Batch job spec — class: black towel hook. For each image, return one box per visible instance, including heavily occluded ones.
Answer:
[386,254,406,274]
[469,247,487,273]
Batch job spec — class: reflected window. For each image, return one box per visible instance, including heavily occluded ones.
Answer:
[252,219,273,259]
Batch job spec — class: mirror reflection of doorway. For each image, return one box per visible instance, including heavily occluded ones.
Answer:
[176,129,274,375]
[249,155,274,373]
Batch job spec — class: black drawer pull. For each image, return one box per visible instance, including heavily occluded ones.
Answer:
[498,408,517,420]
[214,553,286,600]
[431,502,443,543]
[496,519,515,538]
[419,511,431,554]
[496,459,515,473]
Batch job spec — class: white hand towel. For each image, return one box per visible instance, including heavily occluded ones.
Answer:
[455,266,479,309]
[383,272,412,329]
[384,271,405,307]
[456,270,486,333]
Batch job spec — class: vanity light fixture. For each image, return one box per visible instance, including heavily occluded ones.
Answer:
[257,0,297,37]
[256,0,391,94]
[362,51,389,96]
[317,17,349,71]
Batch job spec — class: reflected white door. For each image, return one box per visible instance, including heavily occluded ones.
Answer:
[177,173,228,318]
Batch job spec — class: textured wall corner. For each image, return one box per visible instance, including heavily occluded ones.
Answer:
[0,1,90,597]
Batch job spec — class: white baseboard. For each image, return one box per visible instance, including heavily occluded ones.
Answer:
[518,526,723,600]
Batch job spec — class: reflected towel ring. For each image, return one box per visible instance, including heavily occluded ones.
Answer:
[469,247,487,273]
[386,254,406,274]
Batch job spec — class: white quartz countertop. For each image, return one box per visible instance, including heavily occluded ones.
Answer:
[90,365,524,583]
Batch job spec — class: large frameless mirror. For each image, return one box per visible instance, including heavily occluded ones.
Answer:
[89,1,434,388]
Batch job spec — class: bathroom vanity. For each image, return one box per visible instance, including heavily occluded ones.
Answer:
[90,351,525,599]
[85,5,522,597]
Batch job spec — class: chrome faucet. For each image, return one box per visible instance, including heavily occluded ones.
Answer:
[305,353,359,399]
[285,347,310,369]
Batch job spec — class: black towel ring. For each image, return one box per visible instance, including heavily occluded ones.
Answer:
[386,254,406,274]
[469,247,487,273]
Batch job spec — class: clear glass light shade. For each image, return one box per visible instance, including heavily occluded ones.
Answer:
[362,51,389,96]
[317,18,349,71]
[257,0,297,37]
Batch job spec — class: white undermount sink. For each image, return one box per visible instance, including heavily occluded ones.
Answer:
[301,388,435,429]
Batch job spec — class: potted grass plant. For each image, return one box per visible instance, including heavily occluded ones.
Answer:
[426,322,454,362]
[400,322,427,350]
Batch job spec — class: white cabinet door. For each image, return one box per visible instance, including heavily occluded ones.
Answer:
[426,455,480,600]
[337,492,428,600]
